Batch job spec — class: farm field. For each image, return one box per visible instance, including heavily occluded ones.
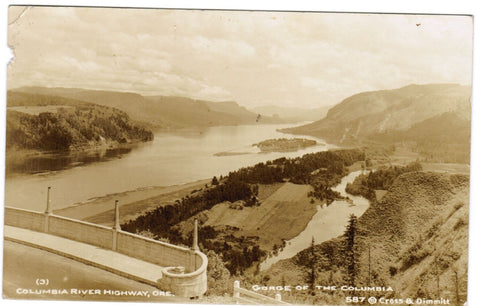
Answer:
[198,182,316,249]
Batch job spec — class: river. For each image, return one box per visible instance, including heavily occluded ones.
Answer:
[260,170,370,271]
[5,123,335,212]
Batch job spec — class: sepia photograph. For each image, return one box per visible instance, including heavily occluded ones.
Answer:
[1,1,476,305]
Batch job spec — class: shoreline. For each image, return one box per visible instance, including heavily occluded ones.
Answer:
[260,170,371,271]
[5,139,147,158]
[54,178,211,225]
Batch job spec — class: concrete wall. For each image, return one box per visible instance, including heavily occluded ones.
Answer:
[115,231,208,297]
[160,251,208,298]
[49,215,114,249]
[4,207,45,232]
[4,206,208,298]
[116,231,193,271]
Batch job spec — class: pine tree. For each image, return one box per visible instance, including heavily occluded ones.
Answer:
[344,214,358,286]
[306,236,317,295]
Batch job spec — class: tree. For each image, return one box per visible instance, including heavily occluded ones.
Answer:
[205,250,232,296]
[306,236,318,295]
[344,214,358,286]
[211,176,219,186]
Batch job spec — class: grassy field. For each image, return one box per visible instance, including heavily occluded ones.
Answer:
[184,182,317,249]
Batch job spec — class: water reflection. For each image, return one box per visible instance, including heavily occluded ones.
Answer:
[6,147,134,176]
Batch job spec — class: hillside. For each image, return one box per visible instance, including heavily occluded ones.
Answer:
[6,92,153,152]
[283,84,471,162]
[11,87,282,129]
[263,171,469,304]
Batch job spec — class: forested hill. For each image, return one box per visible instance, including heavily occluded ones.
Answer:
[283,83,471,163]
[6,92,153,152]
[11,87,283,129]
[265,170,469,304]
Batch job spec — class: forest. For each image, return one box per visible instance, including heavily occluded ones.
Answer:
[253,138,317,152]
[345,162,423,201]
[122,148,366,275]
[6,105,153,152]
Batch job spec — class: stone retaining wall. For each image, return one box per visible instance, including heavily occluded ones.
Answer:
[4,206,208,298]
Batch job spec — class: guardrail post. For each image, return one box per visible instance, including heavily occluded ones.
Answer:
[233,280,240,299]
[114,199,121,230]
[112,200,120,251]
[44,186,52,233]
[192,218,199,251]
[275,293,282,302]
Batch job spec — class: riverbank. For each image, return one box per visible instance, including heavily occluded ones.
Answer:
[260,170,371,270]
[5,123,336,212]
[55,179,210,226]
[5,140,147,177]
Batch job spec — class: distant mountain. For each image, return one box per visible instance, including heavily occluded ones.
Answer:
[283,83,471,162]
[145,95,281,127]
[11,87,283,129]
[285,84,470,139]
[252,105,331,122]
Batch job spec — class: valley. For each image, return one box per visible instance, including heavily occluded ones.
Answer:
[4,82,472,302]
[4,8,474,304]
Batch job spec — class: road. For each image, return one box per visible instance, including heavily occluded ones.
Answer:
[2,240,185,303]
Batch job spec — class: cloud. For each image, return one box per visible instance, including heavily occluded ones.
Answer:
[7,7,473,109]
[190,36,256,58]
[195,84,233,101]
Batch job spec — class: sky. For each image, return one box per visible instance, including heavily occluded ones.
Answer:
[7,6,474,109]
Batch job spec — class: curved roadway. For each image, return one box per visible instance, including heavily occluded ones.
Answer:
[3,240,183,303]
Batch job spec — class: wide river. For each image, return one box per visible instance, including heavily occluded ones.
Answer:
[260,170,370,270]
[5,123,336,212]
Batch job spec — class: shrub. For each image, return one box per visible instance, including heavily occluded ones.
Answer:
[453,217,468,231]
[389,266,398,276]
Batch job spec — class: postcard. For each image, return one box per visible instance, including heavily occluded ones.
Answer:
[3,5,474,305]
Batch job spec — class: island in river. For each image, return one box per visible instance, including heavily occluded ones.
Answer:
[253,138,319,153]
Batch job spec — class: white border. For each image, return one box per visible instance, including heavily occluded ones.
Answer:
[0,1,478,306]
